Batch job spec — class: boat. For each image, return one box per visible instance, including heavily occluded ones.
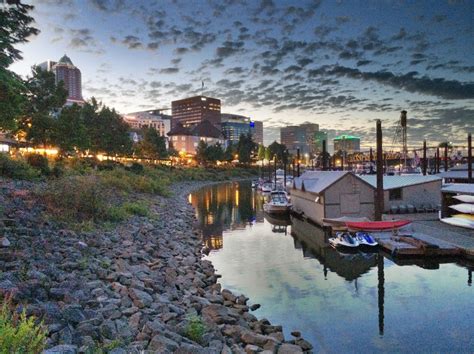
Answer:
[453,195,474,204]
[263,190,292,214]
[449,203,474,214]
[261,182,273,193]
[354,232,378,247]
[440,217,474,230]
[452,213,474,221]
[346,220,411,231]
[328,232,360,249]
[323,216,371,228]
[251,180,259,188]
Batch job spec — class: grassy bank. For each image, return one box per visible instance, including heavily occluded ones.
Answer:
[1,154,258,229]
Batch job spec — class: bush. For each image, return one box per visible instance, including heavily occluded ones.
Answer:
[0,295,47,353]
[0,154,40,180]
[183,315,206,344]
[51,161,65,178]
[123,201,149,216]
[126,162,144,175]
[26,154,50,175]
[97,160,123,171]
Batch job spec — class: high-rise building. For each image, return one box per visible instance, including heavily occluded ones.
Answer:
[333,134,361,153]
[38,55,84,105]
[313,131,328,153]
[122,110,171,137]
[280,123,319,155]
[171,96,221,129]
[221,113,263,145]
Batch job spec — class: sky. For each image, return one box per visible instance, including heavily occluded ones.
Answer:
[10,0,474,148]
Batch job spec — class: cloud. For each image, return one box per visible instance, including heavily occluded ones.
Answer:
[89,0,124,11]
[216,40,245,58]
[159,67,180,74]
[310,65,474,99]
[122,35,143,49]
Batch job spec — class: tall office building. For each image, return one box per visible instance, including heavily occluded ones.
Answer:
[171,96,221,129]
[333,134,361,153]
[38,55,84,104]
[221,113,263,145]
[122,110,171,137]
[280,123,319,155]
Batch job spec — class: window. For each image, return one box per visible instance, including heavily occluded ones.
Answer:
[181,136,186,141]
[389,188,402,201]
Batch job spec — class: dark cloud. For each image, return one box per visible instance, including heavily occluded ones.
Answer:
[216,40,245,58]
[122,35,142,49]
[311,65,474,99]
[89,0,124,11]
[159,67,180,74]
[224,67,246,75]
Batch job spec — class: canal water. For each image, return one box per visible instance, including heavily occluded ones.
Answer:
[189,181,474,353]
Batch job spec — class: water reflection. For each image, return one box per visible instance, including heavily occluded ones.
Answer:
[191,182,474,353]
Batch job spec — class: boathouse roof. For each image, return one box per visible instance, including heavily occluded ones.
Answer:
[293,171,352,193]
[359,175,441,190]
[442,183,474,195]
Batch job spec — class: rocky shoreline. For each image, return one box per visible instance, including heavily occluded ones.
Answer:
[0,179,312,353]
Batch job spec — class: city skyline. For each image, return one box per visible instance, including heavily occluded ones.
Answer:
[10,0,474,146]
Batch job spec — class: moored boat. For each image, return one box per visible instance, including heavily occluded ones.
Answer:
[453,195,474,204]
[440,217,474,230]
[263,190,292,214]
[354,232,378,247]
[346,220,411,231]
[328,232,360,248]
[449,203,474,214]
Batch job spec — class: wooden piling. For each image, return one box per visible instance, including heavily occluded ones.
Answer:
[444,145,448,172]
[274,157,277,187]
[297,148,300,177]
[422,140,427,176]
[370,147,374,173]
[375,120,384,221]
[468,133,472,183]
[322,140,327,171]
[436,147,440,173]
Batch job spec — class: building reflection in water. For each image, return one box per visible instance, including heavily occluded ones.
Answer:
[189,181,264,250]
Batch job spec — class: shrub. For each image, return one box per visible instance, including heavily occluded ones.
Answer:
[51,161,65,178]
[126,162,144,175]
[123,201,149,217]
[0,295,47,353]
[183,315,206,344]
[0,154,40,180]
[26,154,50,175]
[97,160,123,171]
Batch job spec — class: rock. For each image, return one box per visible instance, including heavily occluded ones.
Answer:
[250,304,261,311]
[295,338,313,351]
[277,343,303,354]
[100,319,117,339]
[222,289,237,302]
[62,305,86,324]
[1,237,11,247]
[43,344,78,354]
[241,332,276,347]
[244,344,261,354]
[202,304,237,325]
[148,334,179,352]
[128,288,153,308]
[290,331,301,338]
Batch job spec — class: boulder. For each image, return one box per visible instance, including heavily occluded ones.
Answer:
[128,288,153,308]
[277,343,303,354]
[148,334,179,352]
[43,344,78,354]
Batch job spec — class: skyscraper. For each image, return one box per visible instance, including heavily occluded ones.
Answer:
[280,123,319,155]
[220,114,263,145]
[171,96,221,129]
[38,55,84,104]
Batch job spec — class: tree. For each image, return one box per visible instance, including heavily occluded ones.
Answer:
[257,144,265,161]
[20,66,67,146]
[0,2,39,130]
[237,133,256,164]
[438,141,453,149]
[268,141,288,163]
[264,146,271,161]
[53,104,90,154]
[83,98,132,155]
[206,143,224,163]
[137,127,168,159]
[195,140,208,164]
[223,142,235,162]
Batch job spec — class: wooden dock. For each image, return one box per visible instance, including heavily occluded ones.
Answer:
[372,231,462,258]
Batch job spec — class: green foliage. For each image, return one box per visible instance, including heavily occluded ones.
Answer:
[54,104,90,153]
[183,315,206,344]
[51,160,65,178]
[268,141,289,163]
[136,127,168,159]
[237,133,256,164]
[0,154,40,180]
[0,295,47,354]
[26,153,50,175]
[195,141,225,165]
[126,162,144,175]
[257,144,265,161]
[0,68,26,131]
[123,201,149,217]
[0,2,39,68]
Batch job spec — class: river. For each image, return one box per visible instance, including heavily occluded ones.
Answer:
[189,181,473,353]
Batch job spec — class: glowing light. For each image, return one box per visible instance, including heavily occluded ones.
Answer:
[19,147,59,156]
[0,144,9,152]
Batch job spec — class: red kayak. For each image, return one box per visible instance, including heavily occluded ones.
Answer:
[346,220,411,231]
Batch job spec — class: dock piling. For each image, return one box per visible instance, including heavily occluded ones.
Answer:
[468,133,472,183]
[422,140,427,176]
[322,140,327,171]
[375,120,384,221]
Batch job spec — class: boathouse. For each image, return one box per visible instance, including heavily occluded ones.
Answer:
[291,171,376,225]
[359,175,442,213]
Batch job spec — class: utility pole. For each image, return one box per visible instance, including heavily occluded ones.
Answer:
[375,120,384,221]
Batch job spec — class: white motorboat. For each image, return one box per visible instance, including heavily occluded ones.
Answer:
[354,232,378,247]
[263,190,292,214]
[453,195,474,204]
[328,232,360,248]
[261,184,273,193]
[449,203,474,214]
